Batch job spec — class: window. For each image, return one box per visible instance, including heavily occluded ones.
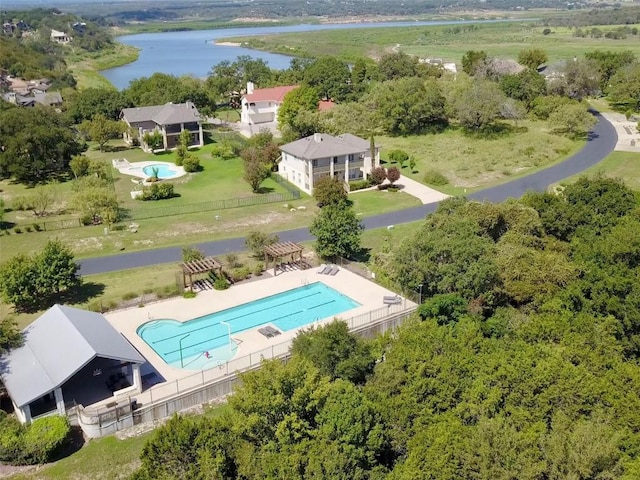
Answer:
[333,157,338,164]
[348,154,354,162]
[349,168,363,180]
[312,159,318,167]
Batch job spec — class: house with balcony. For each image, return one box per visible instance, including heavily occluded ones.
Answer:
[121,101,204,152]
[240,82,298,126]
[278,133,380,195]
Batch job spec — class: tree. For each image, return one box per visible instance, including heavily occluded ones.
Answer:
[370,166,387,185]
[548,58,601,100]
[277,85,319,133]
[69,155,91,178]
[310,203,363,259]
[71,177,119,225]
[517,48,548,69]
[313,176,348,207]
[35,239,81,298]
[461,50,488,75]
[142,131,164,152]
[303,56,351,101]
[175,129,193,166]
[181,246,205,262]
[607,62,640,112]
[0,254,39,312]
[245,230,279,257]
[241,147,270,193]
[454,80,507,130]
[548,103,597,138]
[499,69,547,108]
[386,166,401,185]
[409,156,417,173]
[378,51,422,80]
[291,321,375,384]
[30,183,58,217]
[0,106,85,184]
[65,87,130,123]
[388,149,409,168]
[585,50,637,91]
[79,114,125,152]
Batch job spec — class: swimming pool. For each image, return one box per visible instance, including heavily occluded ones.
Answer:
[137,282,360,369]
[143,163,178,179]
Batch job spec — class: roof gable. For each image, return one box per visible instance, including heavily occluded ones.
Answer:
[1,305,145,407]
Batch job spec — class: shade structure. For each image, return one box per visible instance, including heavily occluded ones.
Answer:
[263,241,304,275]
[180,256,224,291]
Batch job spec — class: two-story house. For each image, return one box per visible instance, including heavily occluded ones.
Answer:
[120,102,204,152]
[278,133,380,195]
[240,82,298,126]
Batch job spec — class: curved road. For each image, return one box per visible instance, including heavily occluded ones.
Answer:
[79,113,617,275]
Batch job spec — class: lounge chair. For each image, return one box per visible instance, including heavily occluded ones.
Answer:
[329,266,339,276]
[383,295,402,305]
[318,265,332,275]
[265,326,281,336]
[316,264,328,274]
[258,327,275,338]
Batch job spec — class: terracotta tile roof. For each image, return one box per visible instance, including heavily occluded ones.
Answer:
[244,85,298,103]
[318,100,336,111]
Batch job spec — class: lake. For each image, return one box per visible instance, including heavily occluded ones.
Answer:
[101,20,506,89]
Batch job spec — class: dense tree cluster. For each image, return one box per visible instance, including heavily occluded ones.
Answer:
[133,179,640,476]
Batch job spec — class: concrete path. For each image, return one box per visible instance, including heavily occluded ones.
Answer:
[396,174,450,204]
[600,112,640,153]
[78,112,617,275]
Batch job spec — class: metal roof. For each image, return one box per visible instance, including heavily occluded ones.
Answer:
[279,133,374,161]
[0,305,145,408]
[121,101,201,126]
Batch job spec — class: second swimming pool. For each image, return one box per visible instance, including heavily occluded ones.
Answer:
[137,282,359,369]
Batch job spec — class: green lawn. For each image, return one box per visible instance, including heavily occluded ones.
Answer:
[379,120,583,195]
[225,21,640,64]
[551,151,640,191]
[350,189,422,216]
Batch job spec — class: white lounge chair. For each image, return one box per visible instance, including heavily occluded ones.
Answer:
[383,295,402,305]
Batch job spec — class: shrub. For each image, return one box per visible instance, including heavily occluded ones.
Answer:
[225,252,241,268]
[12,195,32,211]
[388,149,409,167]
[25,226,32,233]
[387,166,401,185]
[377,183,390,190]
[122,292,138,301]
[0,413,25,464]
[183,290,197,299]
[370,166,387,185]
[21,416,70,464]
[140,183,175,201]
[213,276,229,290]
[348,179,371,191]
[313,176,348,207]
[182,156,200,173]
[32,223,42,232]
[423,169,449,186]
[253,262,264,276]
[13,227,22,234]
[245,230,279,257]
[182,246,205,262]
[229,266,251,282]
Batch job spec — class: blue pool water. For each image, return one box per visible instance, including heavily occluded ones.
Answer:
[137,282,359,369]
[142,163,177,178]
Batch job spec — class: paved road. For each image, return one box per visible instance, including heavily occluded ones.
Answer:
[79,113,617,275]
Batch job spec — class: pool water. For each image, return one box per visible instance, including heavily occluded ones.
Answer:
[137,282,360,369]
[143,163,177,178]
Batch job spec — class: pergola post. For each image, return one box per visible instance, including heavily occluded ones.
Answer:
[54,387,65,415]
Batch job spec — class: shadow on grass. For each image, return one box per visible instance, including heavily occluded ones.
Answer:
[257,186,275,194]
[58,281,106,305]
[462,122,523,139]
[104,145,130,153]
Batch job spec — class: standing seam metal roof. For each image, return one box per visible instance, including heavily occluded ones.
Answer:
[0,305,145,408]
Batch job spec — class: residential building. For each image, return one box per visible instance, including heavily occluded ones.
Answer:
[50,29,72,43]
[121,101,204,152]
[279,133,380,195]
[240,82,298,126]
[2,90,63,108]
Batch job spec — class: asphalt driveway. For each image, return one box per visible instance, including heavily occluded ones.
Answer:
[78,112,617,275]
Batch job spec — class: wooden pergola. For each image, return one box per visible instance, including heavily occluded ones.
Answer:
[180,256,224,291]
[264,242,304,276]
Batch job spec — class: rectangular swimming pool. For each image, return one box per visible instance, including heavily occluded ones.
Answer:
[136,282,359,369]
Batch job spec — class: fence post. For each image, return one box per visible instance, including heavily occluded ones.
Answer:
[175,379,179,394]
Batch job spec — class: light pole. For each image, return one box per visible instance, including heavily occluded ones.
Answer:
[220,321,232,354]
[417,284,424,304]
[179,333,191,368]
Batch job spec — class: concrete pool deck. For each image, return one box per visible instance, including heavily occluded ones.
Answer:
[102,267,413,407]
[111,159,186,180]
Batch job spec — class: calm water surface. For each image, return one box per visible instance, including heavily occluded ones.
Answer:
[101,20,507,89]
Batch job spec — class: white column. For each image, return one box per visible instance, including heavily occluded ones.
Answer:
[344,155,349,184]
[13,400,31,424]
[308,161,314,195]
[330,158,334,178]
[198,124,204,147]
[132,363,142,392]
[54,388,65,415]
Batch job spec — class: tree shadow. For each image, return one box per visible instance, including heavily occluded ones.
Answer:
[58,281,106,305]
[349,247,371,264]
[257,186,275,194]
[104,144,130,153]
[0,221,16,230]
[462,122,519,139]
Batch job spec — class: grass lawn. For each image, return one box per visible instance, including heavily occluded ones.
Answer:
[225,21,640,63]
[379,120,583,195]
[350,189,422,216]
[551,151,640,191]
[65,43,139,89]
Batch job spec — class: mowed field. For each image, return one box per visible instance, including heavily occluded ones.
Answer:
[226,21,640,63]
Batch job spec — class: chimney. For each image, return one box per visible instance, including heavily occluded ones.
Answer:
[313,133,322,143]
[247,81,254,94]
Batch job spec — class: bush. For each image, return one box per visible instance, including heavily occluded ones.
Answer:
[370,166,387,185]
[13,227,22,234]
[0,414,70,465]
[140,183,175,201]
[388,149,409,167]
[213,276,229,290]
[183,156,200,173]
[348,179,372,191]
[253,262,264,276]
[225,253,241,269]
[313,176,348,207]
[183,290,197,299]
[230,266,252,282]
[245,230,279,257]
[423,169,449,186]
[12,195,33,211]
[32,223,42,232]
[387,166,401,185]
[25,226,32,233]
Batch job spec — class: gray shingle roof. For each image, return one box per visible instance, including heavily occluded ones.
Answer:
[279,133,374,160]
[121,101,201,126]
[0,305,145,408]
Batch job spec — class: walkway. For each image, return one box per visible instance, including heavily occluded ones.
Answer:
[78,112,617,275]
[396,174,450,204]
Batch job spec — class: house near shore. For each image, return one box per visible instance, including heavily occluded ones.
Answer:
[278,132,380,195]
[0,305,146,425]
[121,101,204,152]
[240,82,298,126]
[50,29,72,43]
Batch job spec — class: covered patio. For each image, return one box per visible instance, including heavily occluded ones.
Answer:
[180,256,224,291]
[263,241,306,276]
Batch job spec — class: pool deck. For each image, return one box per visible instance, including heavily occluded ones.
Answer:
[102,267,412,407]
[111,159,186,180]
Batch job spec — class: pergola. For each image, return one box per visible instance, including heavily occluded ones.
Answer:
[264,241,304,276]
[180,256,224,291]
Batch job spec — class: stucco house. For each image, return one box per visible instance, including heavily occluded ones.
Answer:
[0,305,146,424]
[50,29,72,43]
[121,101,204,152]
[278,133,380,195]
[240,82,298,126]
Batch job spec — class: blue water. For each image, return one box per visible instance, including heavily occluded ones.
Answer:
[143,164,177,178]
[101,19,513,89]
[137,282,359,368]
